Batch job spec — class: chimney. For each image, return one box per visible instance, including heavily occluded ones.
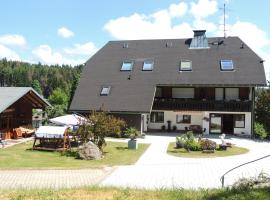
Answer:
[189,30,209,49]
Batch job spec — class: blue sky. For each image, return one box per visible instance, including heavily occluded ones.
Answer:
[0,0,270,76]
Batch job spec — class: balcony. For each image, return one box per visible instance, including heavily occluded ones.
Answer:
[152,98,252,112]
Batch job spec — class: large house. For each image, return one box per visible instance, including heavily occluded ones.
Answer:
[70,30,266,136]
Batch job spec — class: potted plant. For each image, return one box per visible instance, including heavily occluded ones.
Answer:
[125,127,139,150]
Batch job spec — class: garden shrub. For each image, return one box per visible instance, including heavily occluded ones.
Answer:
[200,139,216,151]
[184,139,201,151]
[176,131,201,151]
[254,122,268,139]
[124,127,140,140]
[176,136,186,148]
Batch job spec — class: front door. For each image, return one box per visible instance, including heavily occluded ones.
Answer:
[210,114,222,134]
[210,114,234,134]
[222,114,234,134]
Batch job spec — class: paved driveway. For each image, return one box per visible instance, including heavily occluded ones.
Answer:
[0,168,113,189]
[101,135,270,189]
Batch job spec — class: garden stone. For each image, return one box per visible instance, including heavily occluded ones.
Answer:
[78,141,102,160]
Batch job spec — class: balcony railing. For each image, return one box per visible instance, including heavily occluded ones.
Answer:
[152,98,252,112]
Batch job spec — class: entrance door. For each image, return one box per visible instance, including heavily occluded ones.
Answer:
[222,114,234,134]
[210,114,234,134]
[210,114,222,134]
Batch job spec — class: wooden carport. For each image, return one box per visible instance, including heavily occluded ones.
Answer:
[0,87,51,139]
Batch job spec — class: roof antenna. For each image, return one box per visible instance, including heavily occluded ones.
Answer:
[223,3,226,38]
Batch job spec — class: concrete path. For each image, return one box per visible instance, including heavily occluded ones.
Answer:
[101,135,270,189]
[0,168,113,189]
[1,137,33,149]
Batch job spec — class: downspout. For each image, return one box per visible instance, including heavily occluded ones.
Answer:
[251,87,255,138]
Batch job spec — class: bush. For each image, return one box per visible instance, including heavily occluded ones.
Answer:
[176,136,186,148]
[124,127,140,140]
[176,131,201,151]
[76,111,126,151]
[184,139,201,151]
[254,122,268,139]
[200,139,216,151]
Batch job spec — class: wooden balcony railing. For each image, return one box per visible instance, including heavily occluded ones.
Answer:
[152,98,252,112]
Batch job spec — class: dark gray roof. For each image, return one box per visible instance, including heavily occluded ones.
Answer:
[70,36,266,113]
[0,87,51,113]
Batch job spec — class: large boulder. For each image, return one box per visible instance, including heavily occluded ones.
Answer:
[78,141,102,160]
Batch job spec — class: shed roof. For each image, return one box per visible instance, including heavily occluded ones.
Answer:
[0,87,51,113]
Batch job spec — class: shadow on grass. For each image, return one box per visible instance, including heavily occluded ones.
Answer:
[116,147,128,150]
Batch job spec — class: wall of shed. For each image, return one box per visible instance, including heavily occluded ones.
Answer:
[0,98,33,139]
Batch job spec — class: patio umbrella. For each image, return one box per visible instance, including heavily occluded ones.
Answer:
[49,114,87,126]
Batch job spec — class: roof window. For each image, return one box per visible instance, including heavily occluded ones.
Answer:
[142,60,154,71]
[220,60,234,71]
[180,60,192,71]
[100,86,111,96]
[121,61,133,71]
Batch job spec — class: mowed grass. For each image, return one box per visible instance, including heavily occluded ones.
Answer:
[167,142,249,158]
[0,186,270,200]
[0,141,149,169]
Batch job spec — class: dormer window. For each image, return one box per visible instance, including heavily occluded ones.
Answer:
[220,60,234,71]
[142,60,154,71]
[121,61,133,71]
[180,60,192,71]
[100,86,111,96]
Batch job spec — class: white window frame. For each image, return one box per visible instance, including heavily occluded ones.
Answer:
[100,86,111,96]
[142,60,154,71]
[220,60,234,71]
[180,60,192,71]
[121,60,133,71]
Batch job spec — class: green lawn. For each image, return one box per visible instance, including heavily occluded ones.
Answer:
[167,142,249,158]
[0,141,149,169]
[0,186,270,200]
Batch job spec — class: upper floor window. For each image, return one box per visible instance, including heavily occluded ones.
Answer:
[180,60,192,71]
[143,60,154,71]
[100,86,111,96]
[121,61,133,71]
[220,60,234,71]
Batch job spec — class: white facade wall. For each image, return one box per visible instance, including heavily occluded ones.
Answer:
[148,110,203,131]
[148,110,252,136]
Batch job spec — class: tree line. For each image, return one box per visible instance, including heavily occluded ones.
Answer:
[0,58,83,117]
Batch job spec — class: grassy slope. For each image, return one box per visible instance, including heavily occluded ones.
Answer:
[0,141,149,169]
[167,142,249,158]
[0,187,270,200]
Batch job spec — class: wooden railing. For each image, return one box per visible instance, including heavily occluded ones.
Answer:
[152,98,252,112]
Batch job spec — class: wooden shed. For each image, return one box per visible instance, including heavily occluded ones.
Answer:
[0,87,51,139]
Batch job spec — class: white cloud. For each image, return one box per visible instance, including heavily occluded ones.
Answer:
[64,42,98,55]
[32,45,84,66]
[104,1,193,40]
[168,2,188,17]
[193,18,217,32]
[0,44,21,61]
[0,34,26,46]
[227,21,270,53]
[190,0,218,19]
[57,27,74,38]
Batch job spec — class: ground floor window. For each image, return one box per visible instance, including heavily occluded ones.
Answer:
[234,114,245,128]
[150,112,164,123]
[176,114,191,124]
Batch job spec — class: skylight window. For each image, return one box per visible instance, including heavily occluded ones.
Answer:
[121,61,133,71]
[142,60,154,71]
[180,60,192,71]
[100,86,111,96]
[220,60,234,71]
